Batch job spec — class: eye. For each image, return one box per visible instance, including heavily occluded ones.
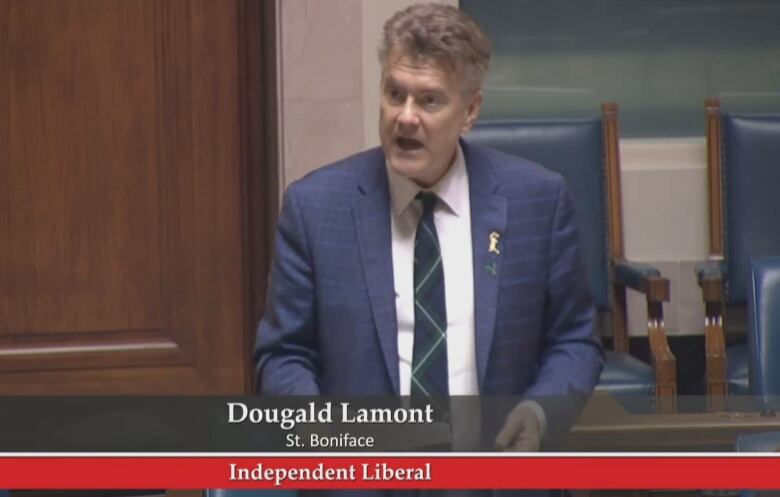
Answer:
[421,94,442,108]
[385,86,405,104]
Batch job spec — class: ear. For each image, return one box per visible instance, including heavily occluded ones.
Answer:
[460,91,483,134]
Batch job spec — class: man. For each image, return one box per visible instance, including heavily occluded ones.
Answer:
[255,3,602,454]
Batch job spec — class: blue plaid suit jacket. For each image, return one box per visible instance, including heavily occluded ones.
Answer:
[254,140,603,399]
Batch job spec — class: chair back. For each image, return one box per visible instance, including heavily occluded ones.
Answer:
[748,256,780,399]
[464,110,614,312]
[710,110,780,303]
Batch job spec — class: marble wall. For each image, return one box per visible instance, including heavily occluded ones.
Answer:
[277,0,365,187]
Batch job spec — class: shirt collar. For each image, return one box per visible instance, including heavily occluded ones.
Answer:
[386,144,468,217]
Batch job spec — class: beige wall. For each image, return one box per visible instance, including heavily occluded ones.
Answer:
[274,0,709,336]
[277,0,365,188]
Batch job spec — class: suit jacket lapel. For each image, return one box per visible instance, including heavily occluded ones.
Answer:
[352,151,400,394]
[464,142,507,389]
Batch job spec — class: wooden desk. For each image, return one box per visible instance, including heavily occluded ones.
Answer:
[568,394,780,451]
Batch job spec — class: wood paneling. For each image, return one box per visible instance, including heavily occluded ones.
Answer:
[0,0,268,393]
[1,0,162,337]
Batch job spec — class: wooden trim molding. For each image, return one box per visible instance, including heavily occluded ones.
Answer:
[705,98,724,257]
[602,102,624,259]
[238,0,278,392]
[602,102,629,353]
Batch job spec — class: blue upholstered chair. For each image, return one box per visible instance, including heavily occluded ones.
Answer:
[464,103,676,410]
[747,257,780,405]
[204,490,296,497]
[699,99,780,405]
[732,258,780,496]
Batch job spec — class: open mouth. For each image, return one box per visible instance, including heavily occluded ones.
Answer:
[396,137,424,151]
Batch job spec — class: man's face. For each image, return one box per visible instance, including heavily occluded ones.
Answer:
[379,50,482,188]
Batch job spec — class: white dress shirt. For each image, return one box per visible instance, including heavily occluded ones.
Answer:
[387,144,478,397]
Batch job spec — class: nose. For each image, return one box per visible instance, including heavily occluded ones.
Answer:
[397,97,420,131]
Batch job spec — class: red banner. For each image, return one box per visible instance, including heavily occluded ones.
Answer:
[0,455,779,489]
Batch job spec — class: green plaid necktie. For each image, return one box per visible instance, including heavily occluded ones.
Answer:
[411,191,449,412]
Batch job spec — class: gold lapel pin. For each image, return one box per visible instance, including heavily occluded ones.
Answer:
[489,231,501,255]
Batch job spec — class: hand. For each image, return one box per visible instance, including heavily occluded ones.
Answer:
[494,403,541,452]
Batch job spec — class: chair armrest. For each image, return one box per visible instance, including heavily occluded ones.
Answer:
[612,259,676,408]
[613,259,670,303]
[696,260,725,303]
[696,259,724,283]
[610,261,676,410]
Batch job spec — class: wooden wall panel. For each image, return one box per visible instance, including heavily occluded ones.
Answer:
[1,0,161,336]
[0,0,261,393]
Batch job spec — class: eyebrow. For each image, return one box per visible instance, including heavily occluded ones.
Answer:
[383,77,447,96]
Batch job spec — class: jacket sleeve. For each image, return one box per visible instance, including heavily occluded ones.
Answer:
[523,176,605,443]
[253,183,321,395]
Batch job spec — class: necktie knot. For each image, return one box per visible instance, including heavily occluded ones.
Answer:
[416,191,438,216]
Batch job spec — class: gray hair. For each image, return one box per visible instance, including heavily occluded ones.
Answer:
[378,3,492,96]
